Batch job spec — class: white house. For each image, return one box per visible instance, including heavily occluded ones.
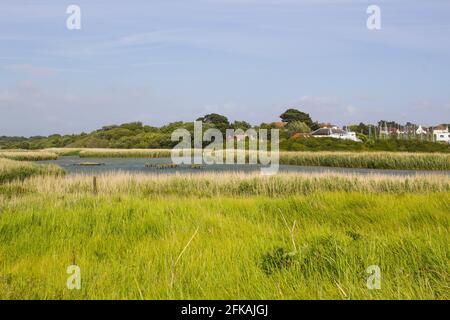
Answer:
[433,125,450,143]
[311,127,361,142]
[433,124,448,135]
[416,125,428,135]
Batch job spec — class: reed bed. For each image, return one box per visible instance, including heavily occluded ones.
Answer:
[78,148,172,158]
[43,148,83,156]
[44,147,171,157]
[0,158,64,183]
[279,151,450,170]
[0,150,58,161]
[7,171,449,197]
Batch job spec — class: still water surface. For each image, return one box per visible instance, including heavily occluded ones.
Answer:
[37,156,450,176]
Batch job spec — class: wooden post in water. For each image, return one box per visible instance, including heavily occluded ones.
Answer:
[93,176,98,195]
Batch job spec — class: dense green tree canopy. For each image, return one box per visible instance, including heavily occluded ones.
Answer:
[280,108,313,127]
[196,113,229,125]
[286,121,311,136]
[232,121,251,131]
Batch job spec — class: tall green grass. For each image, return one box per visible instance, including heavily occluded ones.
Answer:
[0,184,448,299]
[279,151,450,170]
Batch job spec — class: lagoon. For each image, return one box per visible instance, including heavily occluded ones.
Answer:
[37,156,450,176]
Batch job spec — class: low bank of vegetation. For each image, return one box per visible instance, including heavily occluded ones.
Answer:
[0,158,64,184]
[78,148,172,158]
[279,151,450,170]
[0,150,58,161]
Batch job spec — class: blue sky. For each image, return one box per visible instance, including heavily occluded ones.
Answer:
[1,0,449,136]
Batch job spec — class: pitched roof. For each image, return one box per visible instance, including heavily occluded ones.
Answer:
[311,128,347,136]
[434,124,448,130]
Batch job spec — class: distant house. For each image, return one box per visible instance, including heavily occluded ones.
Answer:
[416,125,428,135]
[379,128,389,136]
[433,124,450,143]
[433,124,448,134]
[311,127,361,142]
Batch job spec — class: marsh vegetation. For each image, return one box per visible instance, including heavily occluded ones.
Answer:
[0,150,58,161]
[1,147,448,300]
[0,172,448,299]
[0,158,64,183]
[279,151,450,170]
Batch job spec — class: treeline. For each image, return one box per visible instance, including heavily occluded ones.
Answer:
[0,122,182,150]
[1,109,449,153]
[0,120,248,150]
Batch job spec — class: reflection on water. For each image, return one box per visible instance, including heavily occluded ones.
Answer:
[37,156,450,176]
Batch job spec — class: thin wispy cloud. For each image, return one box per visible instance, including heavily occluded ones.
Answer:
[0,0,449,136]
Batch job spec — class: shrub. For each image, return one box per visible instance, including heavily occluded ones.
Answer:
[260,247,296,275]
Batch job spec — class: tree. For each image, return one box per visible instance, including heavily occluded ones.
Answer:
[286,121,311,136]
[280,108,313,127]
[310,121,320,131]
[232,121,251,131]
[197,113,230,134]
[196,113,229,125]
[19,141,31,149]
[119,122,143,131]
[348,122,370,135]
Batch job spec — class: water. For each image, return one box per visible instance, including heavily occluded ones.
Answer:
[36,156,450,176]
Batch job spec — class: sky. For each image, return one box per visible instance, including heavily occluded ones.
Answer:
[0,0,449,136]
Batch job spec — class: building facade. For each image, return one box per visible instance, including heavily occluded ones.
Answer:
[311,127,361,142]
[433,125,450,143]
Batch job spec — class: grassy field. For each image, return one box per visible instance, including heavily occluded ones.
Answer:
[0,172,449,299]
